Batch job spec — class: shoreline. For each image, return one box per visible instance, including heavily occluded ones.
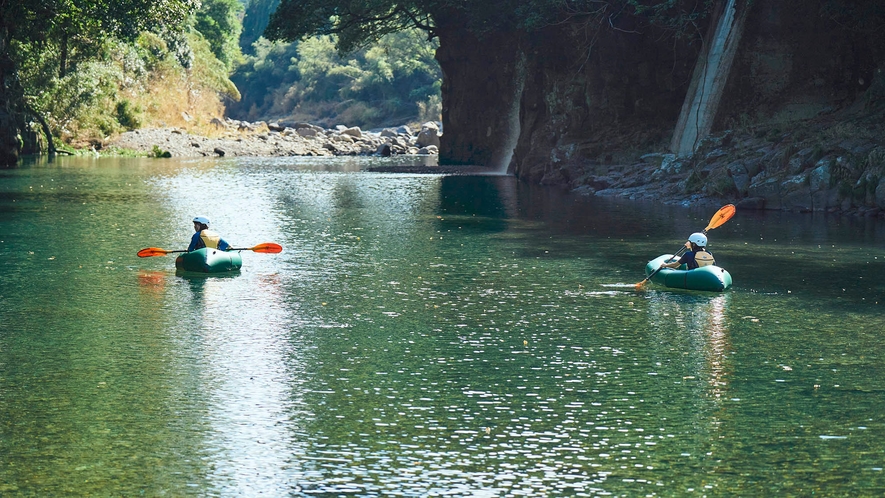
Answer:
[108,120,441,159]
[102,114,885,219]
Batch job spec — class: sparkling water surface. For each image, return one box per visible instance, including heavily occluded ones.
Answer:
[1,155,885,496]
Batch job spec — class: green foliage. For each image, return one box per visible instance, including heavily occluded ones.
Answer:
[188,30,242,100]
[151,145,172,157]
[627,0,714,38]
[418,94,442,123]
[267,0,714,53]
[230,37,301,116]
[231,29,441,127]
[1,0,201,154]
[116,100,143,130]
[2,0,197,49]
[709,173,738,197]
[195,0,245,69]
[241,0,281,52]
[28,54,127,140]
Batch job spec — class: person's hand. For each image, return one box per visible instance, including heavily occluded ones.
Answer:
[684,241,692,249]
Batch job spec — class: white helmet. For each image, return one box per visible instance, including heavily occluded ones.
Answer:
[688,232,707,247]
[193,216,210,226]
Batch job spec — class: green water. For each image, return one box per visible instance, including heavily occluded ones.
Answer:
[2,156,885,496]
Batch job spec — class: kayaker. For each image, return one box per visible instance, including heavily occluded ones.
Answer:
[188,216,232,252]
[660,232,715,270]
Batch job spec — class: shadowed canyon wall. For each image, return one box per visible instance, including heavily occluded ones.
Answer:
[435,0,885,205]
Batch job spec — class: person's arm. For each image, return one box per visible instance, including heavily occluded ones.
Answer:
[218,238,231,251]
[660,242,691,268]
[661,259,682,269]
[187,232,200,252]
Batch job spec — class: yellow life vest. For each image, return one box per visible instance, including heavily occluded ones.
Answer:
[199,229,222,249]
[695,251,715,267]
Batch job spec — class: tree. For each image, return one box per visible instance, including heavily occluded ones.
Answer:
[195,0,245,69]
[265,0,714,54]
[0,0,197,164]
[241,0,281,53]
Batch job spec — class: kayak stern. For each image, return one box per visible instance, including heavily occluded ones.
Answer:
[644,254,732,292]
[175,247,242,273]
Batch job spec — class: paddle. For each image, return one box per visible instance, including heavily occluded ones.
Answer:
[634,204,736,289]
[137,242,283,258]
[229,242,283,253]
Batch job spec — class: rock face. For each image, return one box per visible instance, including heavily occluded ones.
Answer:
[433,0,885,215]
[435,10,701,176]
[436,25,525,168]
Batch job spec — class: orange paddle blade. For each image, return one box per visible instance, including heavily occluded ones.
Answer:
[137,247,171,258]
[705,204,736,232]
[249,242,283,253]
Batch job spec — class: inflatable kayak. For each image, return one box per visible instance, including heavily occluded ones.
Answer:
[644,254,732,292]
[175,247,242,273]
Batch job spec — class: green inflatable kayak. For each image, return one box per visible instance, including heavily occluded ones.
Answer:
[175,247,242,273]
[644,254,732,292]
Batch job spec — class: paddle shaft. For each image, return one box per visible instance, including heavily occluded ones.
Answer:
[138,242,282,257]
[638,246,687,286]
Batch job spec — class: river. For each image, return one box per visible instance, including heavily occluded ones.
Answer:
[2,155,885,496]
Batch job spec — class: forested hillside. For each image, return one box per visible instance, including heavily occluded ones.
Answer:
[229,28,441,128]
[0,0,442,164]
[0,0,244,162]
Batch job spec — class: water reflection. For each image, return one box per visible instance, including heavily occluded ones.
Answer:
[644,291,737,490]
[170,270,308,495]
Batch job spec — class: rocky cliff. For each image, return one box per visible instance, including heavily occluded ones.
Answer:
[436,0,885,216]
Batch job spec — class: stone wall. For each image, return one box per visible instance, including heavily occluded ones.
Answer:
[433,1,885,215]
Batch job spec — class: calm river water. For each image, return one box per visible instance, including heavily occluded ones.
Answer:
[2,156,885,496]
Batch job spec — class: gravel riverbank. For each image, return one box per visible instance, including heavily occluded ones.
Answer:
[110,119,442,159]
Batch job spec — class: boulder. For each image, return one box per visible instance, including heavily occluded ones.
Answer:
[659,154,682,174]
[732,172,751,195]
[748,177,782,210]
[809,157,832,192]
[341,127,362,138]
[640,152,672,167]
[416,121,441,148]
[736,197,766,210]
[779,175,813,212]
[376,143,392,157]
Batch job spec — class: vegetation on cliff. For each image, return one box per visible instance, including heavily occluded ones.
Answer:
[1,0,443,164]
[0,0,243,161]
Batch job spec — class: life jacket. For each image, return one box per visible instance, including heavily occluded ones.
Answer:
[199,229,222,249]
[695,250,715,267]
